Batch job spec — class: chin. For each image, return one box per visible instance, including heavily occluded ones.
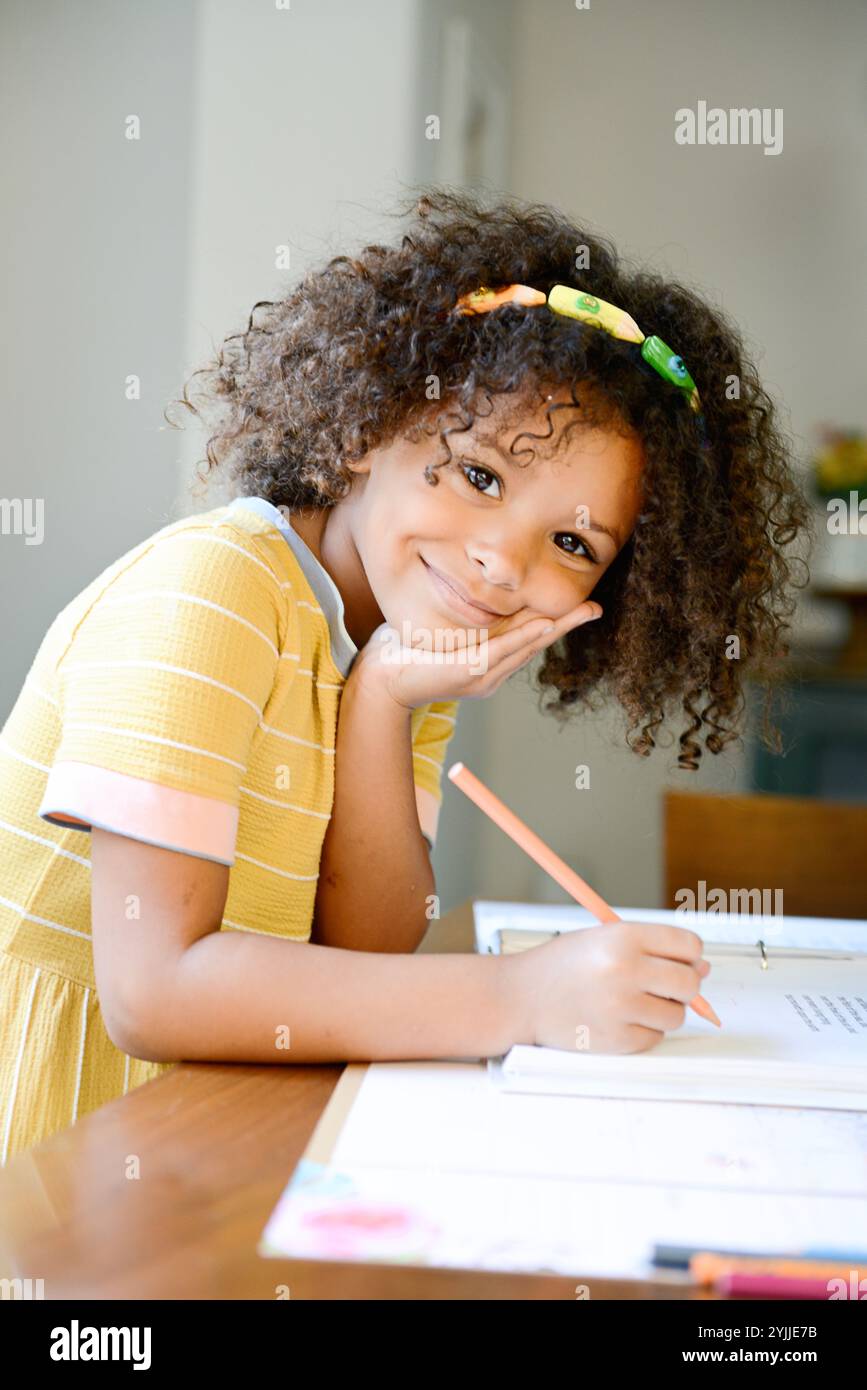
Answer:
[391,606,490,640]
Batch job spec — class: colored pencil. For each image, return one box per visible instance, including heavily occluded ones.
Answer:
[447,761,720,1027]
[716,1271,840,1299]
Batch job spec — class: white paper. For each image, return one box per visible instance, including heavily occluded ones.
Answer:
[258,908,867,1277]
[258,1061,867,1276]
[496,954,867,1109]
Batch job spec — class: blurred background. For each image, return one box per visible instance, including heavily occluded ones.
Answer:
[2,0,866,917]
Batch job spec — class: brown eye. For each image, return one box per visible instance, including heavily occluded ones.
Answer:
[554,532,596,562]
[459,462,502,499]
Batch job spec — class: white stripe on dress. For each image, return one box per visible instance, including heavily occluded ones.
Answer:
[60,724,247,772]
[70,987,90,1124]
[23,677,59,707]
[413,750,444,771]
[0,895,91,940]
[95,591,280,660]
[239,785,331,819]
[0,737,51,773]
[60,661,264,718]
[234,852,319,882]
[154,529,283,585]
[222,917,280,936]
[0,820,90,866]
[259,722,335,754]
[221,917,309,939]
[1,966,42,1166]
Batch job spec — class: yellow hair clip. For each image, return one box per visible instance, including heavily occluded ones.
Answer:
[453,282,702,414]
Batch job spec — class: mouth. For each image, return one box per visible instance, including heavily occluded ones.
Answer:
[420,557,509,622]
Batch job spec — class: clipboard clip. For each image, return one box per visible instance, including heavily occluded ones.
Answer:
[704,940,861,965]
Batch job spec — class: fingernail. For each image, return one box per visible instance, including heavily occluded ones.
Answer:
[542,624,555,634]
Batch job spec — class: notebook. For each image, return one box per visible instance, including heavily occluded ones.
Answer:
[474,902,867,1111]
[256,904,867,1276]
[258,1060,867,1276]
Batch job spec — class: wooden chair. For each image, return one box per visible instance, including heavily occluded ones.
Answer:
[663,789,867,920]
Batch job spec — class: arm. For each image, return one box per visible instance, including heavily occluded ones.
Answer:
[90,828,529,1065]
[312,604,603,954]
[310,668,436,954]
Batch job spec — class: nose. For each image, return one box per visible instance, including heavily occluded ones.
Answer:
[465,535,529,590]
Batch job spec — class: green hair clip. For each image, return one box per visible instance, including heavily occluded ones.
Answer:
[456,282,702,415]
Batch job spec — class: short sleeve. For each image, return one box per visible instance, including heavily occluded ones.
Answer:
[38,521,286,865]
[410,699,459,850]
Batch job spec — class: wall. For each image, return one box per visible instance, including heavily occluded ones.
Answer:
[4,0,862,917]
[442,0,867,911]
[175,0,516,913]
[0,0,196,719]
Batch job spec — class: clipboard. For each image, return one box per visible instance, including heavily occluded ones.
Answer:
[488,929,862,965]
[472,900,867,960]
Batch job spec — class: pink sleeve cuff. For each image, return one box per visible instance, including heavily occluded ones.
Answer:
[38,760,239,865]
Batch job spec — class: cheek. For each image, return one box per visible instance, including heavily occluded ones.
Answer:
[390,481,460,553]
[361,494,435,595]
[539,566,601,615]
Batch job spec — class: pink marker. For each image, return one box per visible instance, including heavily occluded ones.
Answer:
[717,1272,839,1299]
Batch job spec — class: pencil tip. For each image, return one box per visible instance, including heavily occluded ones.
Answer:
[692,995,722,1028]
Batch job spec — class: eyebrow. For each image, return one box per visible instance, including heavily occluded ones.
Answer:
[472,434,621,545]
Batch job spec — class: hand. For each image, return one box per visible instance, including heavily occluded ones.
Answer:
[504,920,713,1054]
[348,601,603,711]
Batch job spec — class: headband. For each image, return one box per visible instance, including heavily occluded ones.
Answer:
[454,283,702,416]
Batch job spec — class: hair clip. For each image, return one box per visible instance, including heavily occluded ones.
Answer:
[454,284,547,314]
[453,282,702,414]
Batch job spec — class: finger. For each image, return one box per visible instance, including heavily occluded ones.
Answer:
[627,990,688,1034]
[638,957,706,1005]
[474,614,563,664]
[483,603,601,666]
[496,605,603,679]
[523,602,603,655]
[544,602,604,639]
[631,922,706,965]
[618,1022,667,1054]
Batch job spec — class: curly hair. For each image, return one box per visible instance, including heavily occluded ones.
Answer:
[166,185,813,771]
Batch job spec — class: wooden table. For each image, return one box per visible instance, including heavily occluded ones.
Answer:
[0,901,704,1300]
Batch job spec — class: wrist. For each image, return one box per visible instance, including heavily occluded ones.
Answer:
[344,656,414,719]
[496,951,537,1049]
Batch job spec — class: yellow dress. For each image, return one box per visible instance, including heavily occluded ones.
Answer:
[0,496,458,1164]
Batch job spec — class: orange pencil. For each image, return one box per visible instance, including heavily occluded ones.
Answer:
[691,1253,861,1286]
[447,761,721,1028]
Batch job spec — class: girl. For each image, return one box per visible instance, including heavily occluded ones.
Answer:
[0,188,810,1163]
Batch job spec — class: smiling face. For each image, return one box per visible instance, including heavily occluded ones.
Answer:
[318,384,645,645]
